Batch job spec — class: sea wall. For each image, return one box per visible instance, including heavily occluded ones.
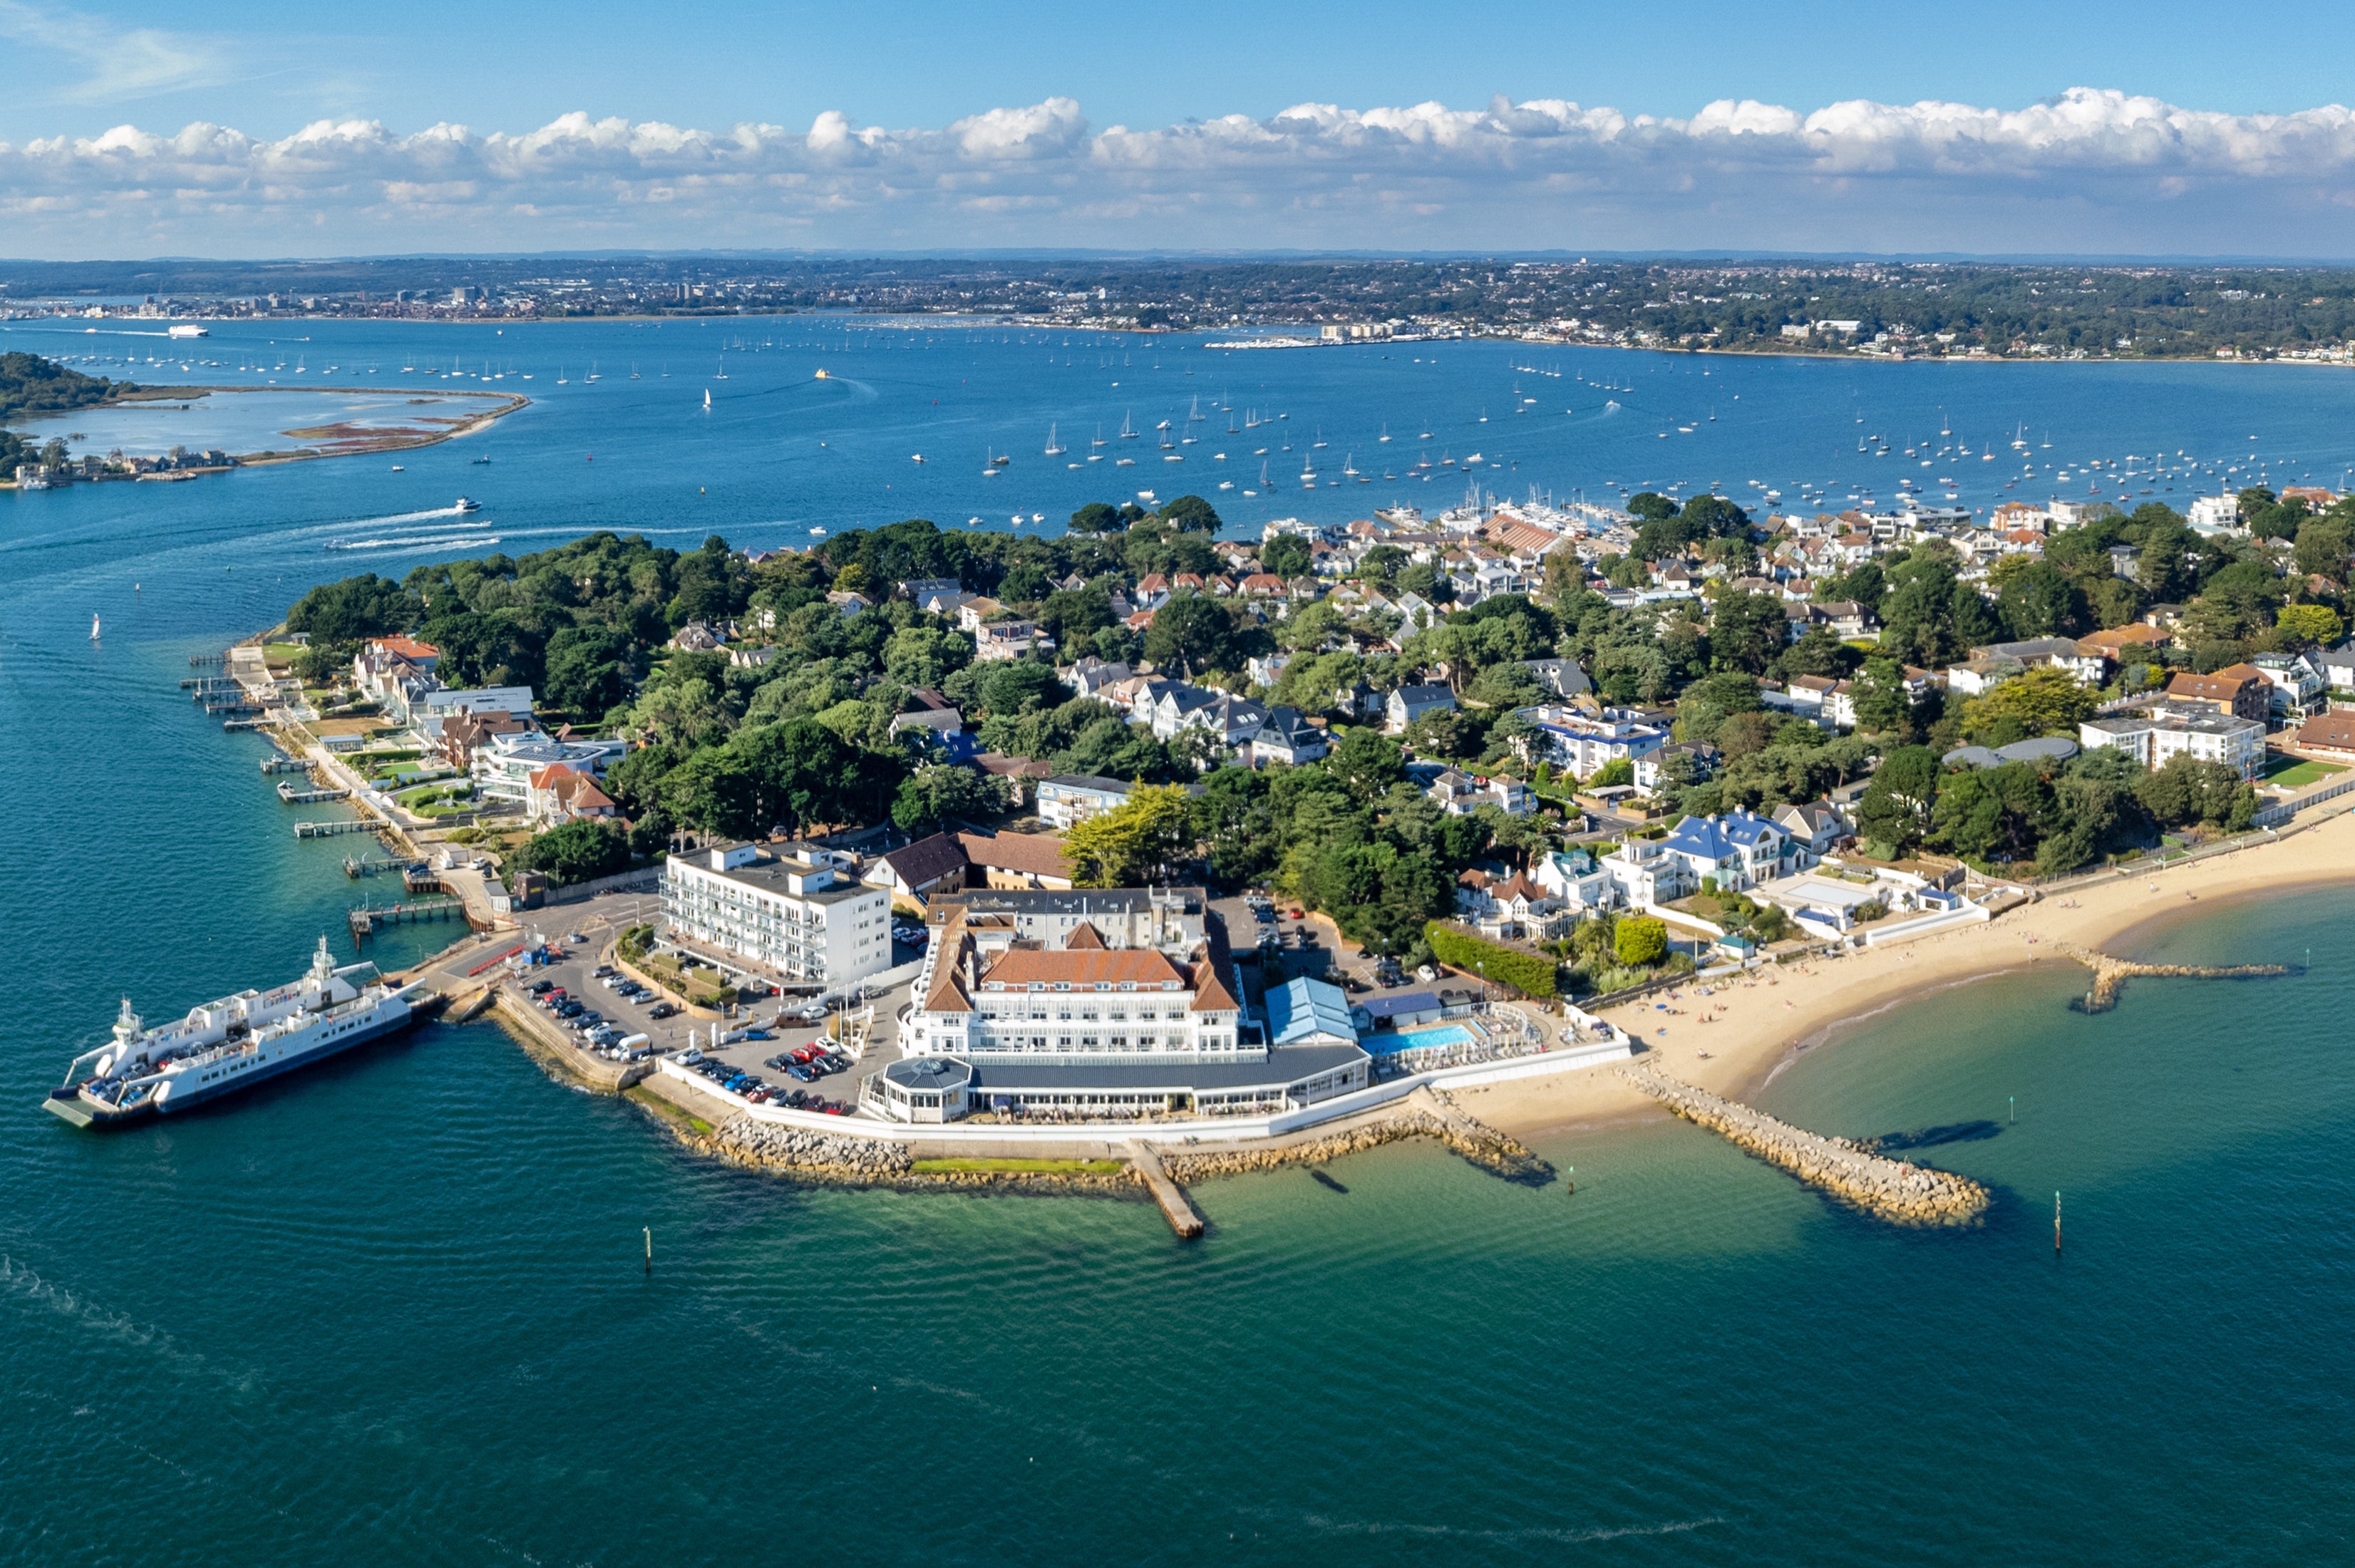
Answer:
[1617,1062,1989,1226]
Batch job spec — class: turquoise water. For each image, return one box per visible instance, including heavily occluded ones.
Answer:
[1369,1023,1475,1054]
[5,326,2354,1562]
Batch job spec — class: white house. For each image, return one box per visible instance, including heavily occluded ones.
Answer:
[1037,775,1133,829]
[1515,705,1669,776]
[2079,708,2264,780]
[1656,809,1789,893]
[1386,684,1458,732]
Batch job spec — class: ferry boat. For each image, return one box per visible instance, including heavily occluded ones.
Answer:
[47,939,424,1128]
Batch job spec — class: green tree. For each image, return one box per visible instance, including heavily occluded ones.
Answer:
[1328,728,1406,799]
[2276,603,2344,650]
[1063,783,1194,885]
[1140,594,1237,676]
[1961,666,2099,744]
[287,574,423,644]
[1614,916,1668,967]
[1709,589,1790,675]
[1855,745,1941,855]
[513,820,633,885]
[890,764,1010,832]
[1260,534,1313,578]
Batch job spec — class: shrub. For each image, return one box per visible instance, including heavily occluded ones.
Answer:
[1614,916,1669,968]
[1423,922,1560,998]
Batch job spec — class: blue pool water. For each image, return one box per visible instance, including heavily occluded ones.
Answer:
[1369,1023,1475,1055]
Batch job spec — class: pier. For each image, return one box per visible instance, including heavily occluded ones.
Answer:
[1127,1143,1206,1238]
[349,895,465,938]
[187,652,225,667]
[262,755,309,775]
[277,780,351,805]
[223,718,266,732]
[1617,1061,1990,1226]
[344,852,425,879]
[294,817,381,838]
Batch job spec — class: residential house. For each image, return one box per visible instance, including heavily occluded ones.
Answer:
[1971,637,2109,686]
[1386,684,1457,732]
[2163,665,2270,724]
[954,830,1076,891]
[825,591,872,617]
[2315,642,2355,693]
[1522,657,1591,698]
[2078,623,2171,661]
[1633,739,1719,793]
[2293,710,2355,761]
[1068,658,1135,699]
[876,833,974,903]
[1532,848,1615,912]
[669,621,726,651]
[2080,708,2265,779]
[526,764,618,827]
[903,577,965,609]
[1247,652,1292,690]
[1771,801,1853,867]
[2251,653,2326,723]
[1944,656,2024,698]
[433,708,532,770]
[1514,704,1669,776]
[1036,775,1133,829]
[1245,707,1328,768]
[727,644,778,671]
[1658,809,1789,893]
[473,733,628,815]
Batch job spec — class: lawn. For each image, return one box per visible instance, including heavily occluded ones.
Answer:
[2262,757,2348,789]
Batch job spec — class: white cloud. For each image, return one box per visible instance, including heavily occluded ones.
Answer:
[6,87,2355,254]
[0,0,235,105]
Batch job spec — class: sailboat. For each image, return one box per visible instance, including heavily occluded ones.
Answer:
[586,362,601,382]
[90,614,101,641]
[1312,428,1328,448]
[1378,422,1391,443]
[630,365,641,379]
[1119,411,1138,439]
[1091,424,1107,448]
[557,366,569,384]
[704,388,711,410]
[1044,423,1065,456]
[713,358,727,380]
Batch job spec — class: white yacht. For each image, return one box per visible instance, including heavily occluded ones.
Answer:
[49,939,425,1128]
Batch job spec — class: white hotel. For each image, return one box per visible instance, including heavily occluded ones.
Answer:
[660,843,893,989]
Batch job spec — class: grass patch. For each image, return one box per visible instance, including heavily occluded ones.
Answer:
[2262,758,2348,788]
[910,1157,1127,1175]
[625,1086,711,1135]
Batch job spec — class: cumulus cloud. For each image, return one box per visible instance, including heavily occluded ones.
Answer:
[6,86,2355,255]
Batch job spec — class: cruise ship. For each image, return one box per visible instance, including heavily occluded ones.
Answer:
[47,939,426,1128]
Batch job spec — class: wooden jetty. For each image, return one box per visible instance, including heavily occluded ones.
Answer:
[294,817,380,838]
[349,895,465,938]
[188,652,225,667]
[344,852,426,879]
[261,755,309,775]
[277,781,350,805]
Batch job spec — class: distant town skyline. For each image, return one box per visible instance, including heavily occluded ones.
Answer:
[7,0,2355,256]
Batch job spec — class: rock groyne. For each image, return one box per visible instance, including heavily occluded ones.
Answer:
[684,1114,1143,1197]
[1158,1090,1556,1187]
[2053,944,2292,1013]
[1617,1063,1989,1226]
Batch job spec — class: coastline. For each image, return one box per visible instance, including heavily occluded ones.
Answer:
[1455,806,2355,1141]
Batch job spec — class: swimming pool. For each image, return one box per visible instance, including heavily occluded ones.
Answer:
[1367,1024,1474,1056]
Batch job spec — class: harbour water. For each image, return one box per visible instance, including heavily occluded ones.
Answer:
[4,326,2353,1563]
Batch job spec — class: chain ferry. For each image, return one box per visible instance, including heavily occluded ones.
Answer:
[46,939,426,1128]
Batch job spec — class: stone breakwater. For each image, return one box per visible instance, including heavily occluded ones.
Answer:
[1617,1063,1989,1227]
[684,1115,1142,1197]
[1160,1092,1557,1187]
[2053,944,2292,1013]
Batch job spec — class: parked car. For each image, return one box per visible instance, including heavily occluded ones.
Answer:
[527,979,555,995]
[649,1003,679,1020]
[592,964,614,979]
[786,1064,815,1083]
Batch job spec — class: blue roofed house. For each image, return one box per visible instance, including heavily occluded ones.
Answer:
[1264,976,1359,1049]
[1659,809,1789,893]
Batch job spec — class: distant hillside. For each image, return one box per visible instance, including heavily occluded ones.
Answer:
[0,351,128,424]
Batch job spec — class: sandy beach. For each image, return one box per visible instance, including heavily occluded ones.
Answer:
[1457,806,2355,1139]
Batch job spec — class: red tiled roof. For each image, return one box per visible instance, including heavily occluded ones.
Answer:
[1188,957,1240,1013]
[978,949,1189,989]
[1063,922,1106,949]
[374,635,440,660]
[955,830,1071,878]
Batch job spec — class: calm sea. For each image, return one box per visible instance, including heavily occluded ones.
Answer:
[3,322,2351,1564]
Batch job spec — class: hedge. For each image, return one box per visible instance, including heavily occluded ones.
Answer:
[1423,922,1560,998]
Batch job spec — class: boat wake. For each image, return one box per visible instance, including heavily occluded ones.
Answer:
[328,535,501,552]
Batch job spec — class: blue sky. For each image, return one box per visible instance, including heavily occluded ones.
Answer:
[6,0,2355,257]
